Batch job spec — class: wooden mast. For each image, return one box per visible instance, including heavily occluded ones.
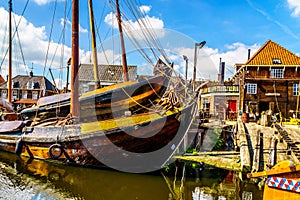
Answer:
[88,0,101,89]
[70,0,79,117]
[116,0,129,82]
[8,0,12,103]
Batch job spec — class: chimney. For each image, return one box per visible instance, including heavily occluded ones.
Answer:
[218,58,222,83]
[29,71,33,77]
[220,62,225,85]
[248,49,251,60]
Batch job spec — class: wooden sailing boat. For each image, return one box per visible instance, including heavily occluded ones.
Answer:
[20,59,172,122]
[0,0,197,171]
[20,0,173,122]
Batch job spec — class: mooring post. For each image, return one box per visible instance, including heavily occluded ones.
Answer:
[266,135,278,169]
[252,130,260,172]
[258,132,264,171]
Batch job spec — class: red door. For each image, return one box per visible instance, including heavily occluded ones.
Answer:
[228,100,237,119]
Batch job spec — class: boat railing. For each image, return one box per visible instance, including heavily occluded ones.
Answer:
[201,85,239,94]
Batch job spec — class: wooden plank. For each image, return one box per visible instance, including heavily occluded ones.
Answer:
[175,155,241,172]
[237,119,251,172]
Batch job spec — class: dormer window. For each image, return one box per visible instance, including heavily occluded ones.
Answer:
[272,58,282,64]
[13,81,20,88]
[33,82,40,89]
[27,81,33,89]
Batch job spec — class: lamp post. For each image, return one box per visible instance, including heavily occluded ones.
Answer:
[183,55,188,99]
[183,55,188,83]
[193,41,206,91]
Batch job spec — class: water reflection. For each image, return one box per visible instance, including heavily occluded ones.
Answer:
[0,152,170,200]
[0,152,263,200]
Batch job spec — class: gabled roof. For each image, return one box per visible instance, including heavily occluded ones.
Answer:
[0,75,5,84]
[0,74,56,91]
[246,40,300,66]
[79,64,137,82]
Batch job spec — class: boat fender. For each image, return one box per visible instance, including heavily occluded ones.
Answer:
[15,138,23,155]
[49,144,64,160]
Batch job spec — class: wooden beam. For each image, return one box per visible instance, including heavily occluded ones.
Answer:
[175,155,241,172]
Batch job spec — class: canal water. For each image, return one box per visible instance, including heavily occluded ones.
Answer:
[0,151,263,200]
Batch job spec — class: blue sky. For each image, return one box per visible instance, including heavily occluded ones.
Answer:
[1,0,300,88]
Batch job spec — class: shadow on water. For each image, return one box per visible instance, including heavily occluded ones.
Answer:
[0,151,171,200]
[0,151,263,200]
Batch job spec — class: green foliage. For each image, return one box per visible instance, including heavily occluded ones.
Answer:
[212,138,224,151]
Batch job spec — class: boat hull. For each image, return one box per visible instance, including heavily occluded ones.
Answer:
[263,173,300,200]
[0,103,196,172]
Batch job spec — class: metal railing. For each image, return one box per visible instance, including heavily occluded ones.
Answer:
[201,85,239,94]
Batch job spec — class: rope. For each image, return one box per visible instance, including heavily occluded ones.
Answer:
[0,0,30,72]
[43,0,58,76]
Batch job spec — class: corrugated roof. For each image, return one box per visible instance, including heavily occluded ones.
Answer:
[79,64,137,82]
[246,40,300,66]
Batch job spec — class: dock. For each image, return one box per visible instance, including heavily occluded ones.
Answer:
[176,119,300,175]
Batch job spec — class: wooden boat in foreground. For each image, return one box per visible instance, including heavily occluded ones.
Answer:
[0,0,198,172]
[247,160,300,199]
[0,100,196,172]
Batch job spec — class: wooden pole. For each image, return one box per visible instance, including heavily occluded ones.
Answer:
[8,0,12,103]
[65,64,69,93]
[88,0,101,89]
[49,68,58,92]
[116,0,129,82]
[70,0,79,117]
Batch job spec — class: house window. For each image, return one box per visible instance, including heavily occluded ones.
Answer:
[270,68,284,78]
[27,82,33,89]
[22,91,27,99]
[13,81,20,88]
[1,90,7,99]
[32,91,38,100]
[33,82,40,89]
[294,83,299,96]
[272,58,282,64]
[12,90,18,99]
[247,83,257,94]
[83,84,89,93]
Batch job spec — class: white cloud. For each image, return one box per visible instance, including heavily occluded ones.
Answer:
[287,0,300,17]
[167,42,260,81]
[60,18,88,33]
[0,7,73,81]
[32,0,64,6]
[139,5,152,14]
[104,5,165,40]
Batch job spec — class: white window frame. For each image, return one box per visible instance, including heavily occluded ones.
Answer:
[32,91,38,100]
[1,90,7,99]
[12,90,18,99]
[247,83,257,94]
[293,83,299,96]
[22,91,28,99]
[83,84,89,93]
[27,81,33,89]
[270,68,284,78]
